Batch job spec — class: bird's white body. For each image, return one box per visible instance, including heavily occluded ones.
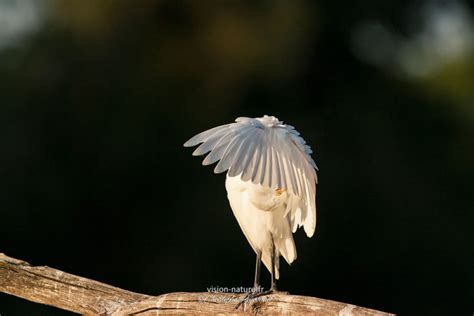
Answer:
[184,115,317,282]
[226,174,296,279]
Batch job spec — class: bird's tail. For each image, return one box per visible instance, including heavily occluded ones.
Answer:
[276,234,297,266]
[261,252,279,280]
[261,234,297,280]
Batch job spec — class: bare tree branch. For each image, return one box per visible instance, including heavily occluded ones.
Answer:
[0,253,394,315]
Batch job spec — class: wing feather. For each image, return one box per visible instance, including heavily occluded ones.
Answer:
[251,132,265,184]
[256,131,267,185]
[201,132,235,165]
[184,125,229,148]
[275,133,289,192]
[232,130,258,178]
[184,116,318,237]
[214,127,253,173]
[263,130,273,188]
[271,134,282,190]
[242,128,263,182]
[282,141,299,195]
[191,128,230,156]
[227,132,253,177]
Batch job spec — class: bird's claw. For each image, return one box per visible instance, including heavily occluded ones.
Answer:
[234,287,288,310]
[234,287,263,310]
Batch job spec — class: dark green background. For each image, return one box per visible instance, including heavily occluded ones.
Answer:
[1,1,473,315]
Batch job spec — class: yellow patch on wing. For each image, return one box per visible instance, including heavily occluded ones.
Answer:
[275,188,284,196]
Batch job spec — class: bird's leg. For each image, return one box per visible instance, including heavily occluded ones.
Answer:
[270,237,277,292]
[260,236,288,296]
[253,250,262,292]
[235,250,263,310]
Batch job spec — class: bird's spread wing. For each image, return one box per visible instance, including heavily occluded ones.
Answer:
[184,116,318,237]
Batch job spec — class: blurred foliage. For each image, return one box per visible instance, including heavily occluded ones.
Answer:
[417,55,474,114]
[0,0,473,315]
[45,0,315,119]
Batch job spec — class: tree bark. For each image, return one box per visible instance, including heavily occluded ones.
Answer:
[0,253,394,315]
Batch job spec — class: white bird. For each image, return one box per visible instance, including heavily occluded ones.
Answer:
[184,115,317,294]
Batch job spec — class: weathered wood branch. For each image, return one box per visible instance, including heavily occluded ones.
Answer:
[0,253,393,315]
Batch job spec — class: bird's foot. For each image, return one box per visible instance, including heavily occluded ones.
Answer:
[234,287,288,310]
[234,286,265,310]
